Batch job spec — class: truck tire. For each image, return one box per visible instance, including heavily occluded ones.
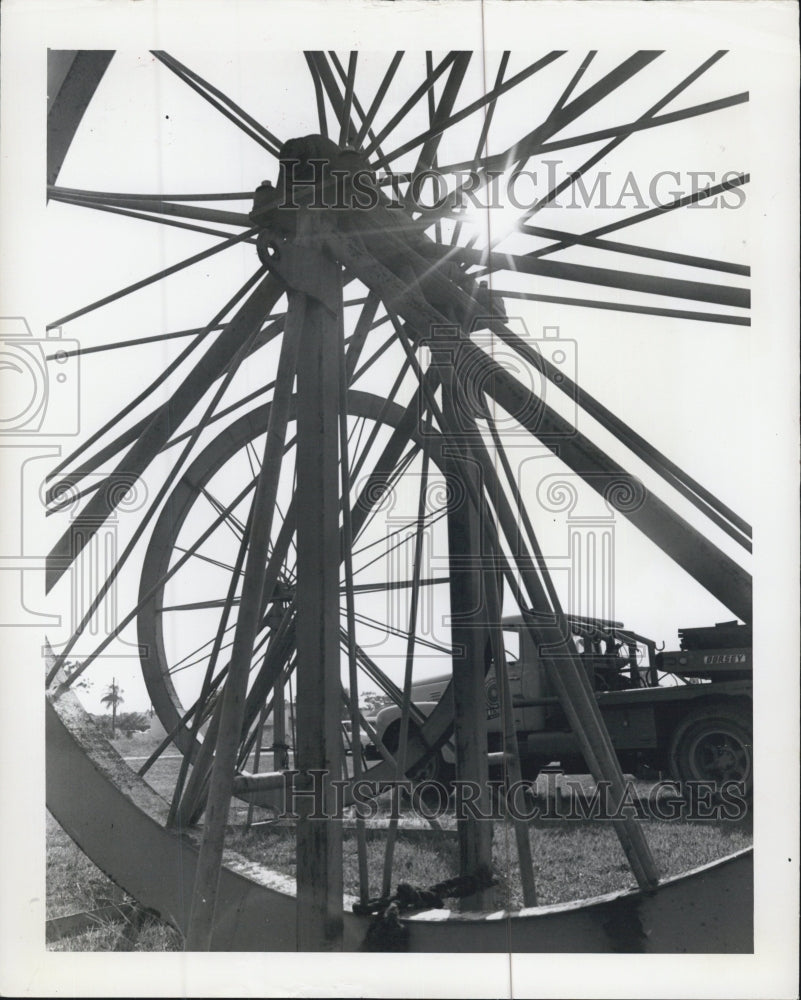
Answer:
[668,701,752,795]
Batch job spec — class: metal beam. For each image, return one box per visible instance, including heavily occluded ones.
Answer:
[184,273,302,949]
[434,330,494,910]
[446,457,494,910]
[321,221,752,622]
[458,397,660,890]
[47,51,114,186]
[291,216,345,950]
[470,342,752,623]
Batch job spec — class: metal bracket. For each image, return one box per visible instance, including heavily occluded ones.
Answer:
[257,223,340,313]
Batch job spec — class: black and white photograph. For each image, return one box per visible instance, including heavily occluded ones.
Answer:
[0,1,798,996]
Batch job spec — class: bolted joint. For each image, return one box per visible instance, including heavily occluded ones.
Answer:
[250,134,377,232]
[256,222,340,310]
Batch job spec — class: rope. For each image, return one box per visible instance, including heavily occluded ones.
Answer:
[356,865,497,951]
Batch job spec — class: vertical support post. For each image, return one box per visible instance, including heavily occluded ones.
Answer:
[293,217,344,950]
[483,563,538,908]
[436,330,493,911]
[446,457,493,910]
[470,413,659,890]
[273,669,287,771]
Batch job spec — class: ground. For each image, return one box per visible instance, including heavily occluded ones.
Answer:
[46,721,752,951]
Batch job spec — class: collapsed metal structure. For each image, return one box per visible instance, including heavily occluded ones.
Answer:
[45,49,752,951]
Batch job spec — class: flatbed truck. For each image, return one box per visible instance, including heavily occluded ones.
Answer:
[371,616,752,792]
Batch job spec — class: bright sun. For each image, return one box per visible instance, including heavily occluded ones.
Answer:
[459,197,525,247]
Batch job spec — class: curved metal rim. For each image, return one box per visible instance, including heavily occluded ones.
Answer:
[46,664,754,953]
[137,389,463,780]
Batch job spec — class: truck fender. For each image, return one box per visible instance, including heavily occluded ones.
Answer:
[373,703,455,764]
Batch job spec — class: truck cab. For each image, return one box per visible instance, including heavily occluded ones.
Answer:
[371,614,752,792]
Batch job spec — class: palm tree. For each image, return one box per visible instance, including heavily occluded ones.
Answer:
[100,679,124,738]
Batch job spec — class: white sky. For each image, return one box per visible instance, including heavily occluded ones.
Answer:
[35,47,756,713]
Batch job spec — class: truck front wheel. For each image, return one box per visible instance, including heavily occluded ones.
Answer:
[381,722,454,786]
[668,702,752,796]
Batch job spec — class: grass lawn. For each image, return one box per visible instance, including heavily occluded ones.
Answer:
[46,812,183,952]
[226,808,752,911]
[46,723,753,950]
